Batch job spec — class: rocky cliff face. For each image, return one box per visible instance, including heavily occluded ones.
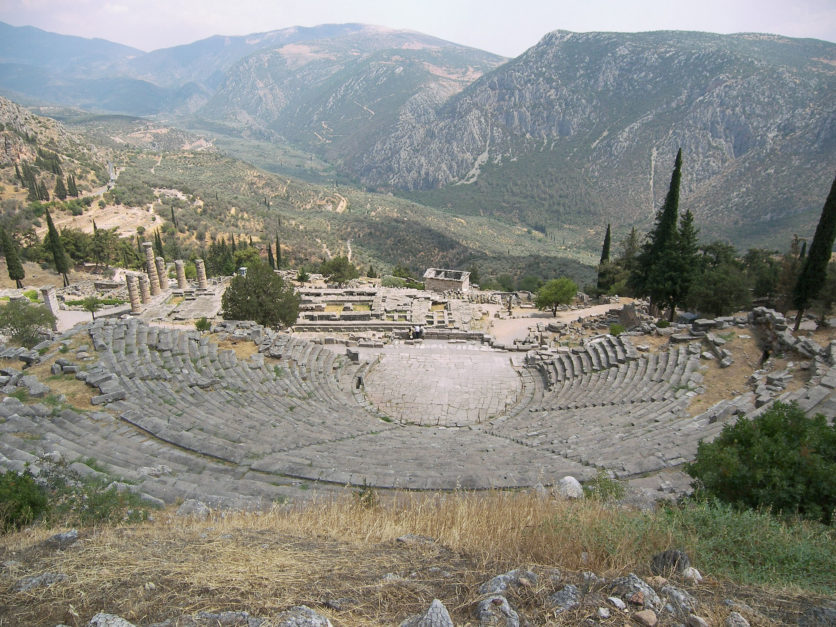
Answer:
[0,96,102,170]
[354,31,835,243]
[199,28,506,162]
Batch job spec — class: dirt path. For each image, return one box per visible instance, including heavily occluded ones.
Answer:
[488,301,626,344]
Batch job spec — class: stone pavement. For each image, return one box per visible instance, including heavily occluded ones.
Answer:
[363,342,522,425]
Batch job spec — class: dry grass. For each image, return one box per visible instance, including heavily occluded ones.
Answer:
[4,341,97,411]
[0,492,823,626]
[209,334,261,361]
[688,331,762,415]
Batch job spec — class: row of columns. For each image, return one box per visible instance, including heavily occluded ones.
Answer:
[127,245,209,314]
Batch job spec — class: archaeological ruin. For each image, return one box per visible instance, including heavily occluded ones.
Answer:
[2,262,836,509]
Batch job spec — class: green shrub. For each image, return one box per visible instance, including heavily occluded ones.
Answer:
[656,319,670,328]
[686,402,836,524]
[22,289,39,302]
[583,468,626,501]
[381,275,407,288]
[0,300,56,348]
[0,470,49,532]
[195,316,211,332]
[609,323,625,336]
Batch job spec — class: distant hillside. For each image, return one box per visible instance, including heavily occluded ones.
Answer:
[1,21,834,251]
[360,31,836,248]
[0,22,140,73]
[199,33,505,163]
[0,95,108,193]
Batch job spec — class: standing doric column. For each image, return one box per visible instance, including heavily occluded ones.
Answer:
[143,242,160,295]
[126,275,141,313]
[195,259,208,290]
[174,259,187,289]
[138,274,151,304]
[155,257,167,291]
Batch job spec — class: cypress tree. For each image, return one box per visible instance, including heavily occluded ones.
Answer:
[630,149,683,314]
[44,208,70,286]
[670,209,700,320]
[799,240,807,260]
[14,163,22,184]
[0,226,25,288]
[54,176,67,201]
[267,242,275,269]
[599,224,611,265]
[793,174,836,330]
[67,174,78,197]
[154,229,164,257]
[597,223,612,291]
[38,179,49,201]
[275,233,281,269]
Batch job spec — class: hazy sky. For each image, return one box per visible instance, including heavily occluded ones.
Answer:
[2,0,834,57]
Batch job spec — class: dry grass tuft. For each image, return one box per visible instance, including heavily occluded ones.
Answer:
[3,491,824,626]
[210,334,261,361]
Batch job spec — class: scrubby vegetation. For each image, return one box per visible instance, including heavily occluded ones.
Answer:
[687,402,836,524]
[0,300,56,347]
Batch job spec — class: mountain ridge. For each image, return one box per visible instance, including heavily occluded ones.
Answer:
[0,21,834,250]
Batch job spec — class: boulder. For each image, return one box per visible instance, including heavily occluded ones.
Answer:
[650,549,691,576]
[176,499,211,519]
[549,584,581,614]
[609,573,662,610]
[400,599,454,627]
[475,596,519,627]
[478,569,537,595]
[274,605,332,627]
[88,614,136,627]
[553,476,584,499]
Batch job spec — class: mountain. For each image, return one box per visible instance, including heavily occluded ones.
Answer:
[198,28,505,163]
[1,21,833,250]
[0,95,108,198]
[0,22,141,73]
[353,31,836,247]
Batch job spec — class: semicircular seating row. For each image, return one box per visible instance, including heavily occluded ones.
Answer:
[0,319,745,504]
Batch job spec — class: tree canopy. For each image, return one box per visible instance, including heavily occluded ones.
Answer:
[0,226,25,288]
[44,208,70,287]
[320,256,359,285]
[0,300,56,347]
[686,402,836,524]
[535,278,577,316]
[221,261,300,329]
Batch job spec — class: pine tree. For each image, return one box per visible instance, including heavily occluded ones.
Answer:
[54,176,67,201]
[267,242,275,270]
[0,226,25,288]
[275,233,281,269]
[44,208,70,286]
[793,174,836,330]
